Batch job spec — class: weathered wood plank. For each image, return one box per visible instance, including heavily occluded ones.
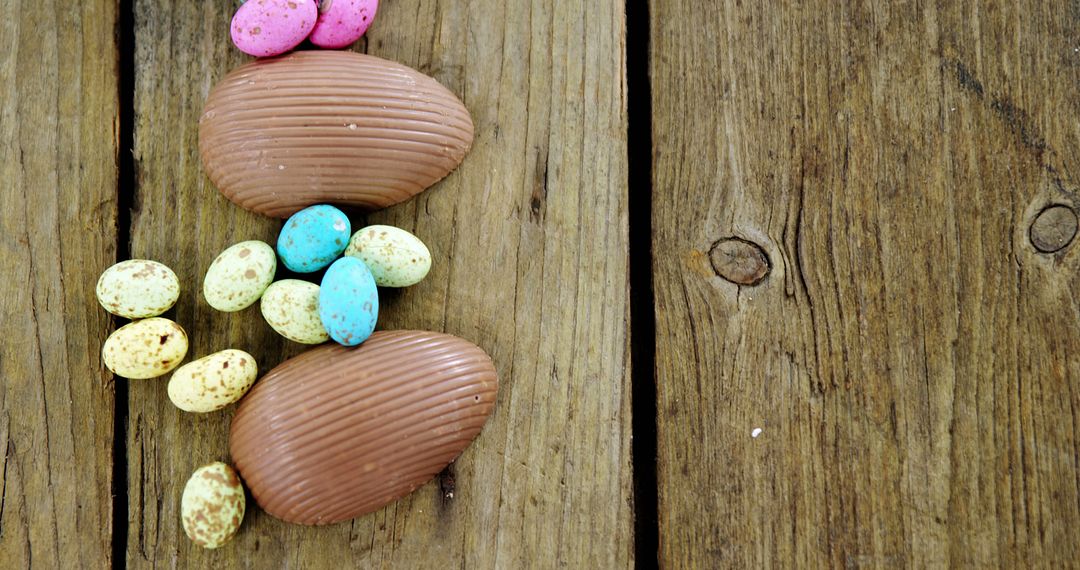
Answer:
[129,1,632,567]
[651,1,1080,567]
[0,1,119,567]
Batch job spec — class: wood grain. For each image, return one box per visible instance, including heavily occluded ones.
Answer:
[129,1,632,568]
[651,0,1080,567]
[0,0,119,567]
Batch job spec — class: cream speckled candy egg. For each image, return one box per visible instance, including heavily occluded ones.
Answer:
[167,350,258,413]
[96,259,180,318]
[203,241,276,312]
[260,280,329,344]
[102,318,188,379]
[181,462,245,549]
[343,225,431,287]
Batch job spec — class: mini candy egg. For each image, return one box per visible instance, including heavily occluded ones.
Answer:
[260,280,330,344]
[319,257,378,346]
[102,318,189,379]
[344,225,431,287]
[277,205,351,273]
[167,350,258,413]
[309,0,379,49]
[231,0,317,58]
[181,462,246,549]
[203,241,277,312]
[96,259,180,318]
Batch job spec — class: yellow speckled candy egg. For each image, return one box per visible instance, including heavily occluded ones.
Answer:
[96,259,180,318]
[344,225,431,287]
[181,462,245,549]
[102,318,188,379]
[259,280,330,344]
[203,240,276,312]
[167,350,258,413]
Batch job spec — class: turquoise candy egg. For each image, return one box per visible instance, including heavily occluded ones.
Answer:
[277,205,351,273]
[319,257,379,346]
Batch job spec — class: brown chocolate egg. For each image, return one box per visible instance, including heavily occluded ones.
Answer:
[229,330,497,525]
[199,51,474,218]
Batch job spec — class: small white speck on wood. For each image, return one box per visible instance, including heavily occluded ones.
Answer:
[751,428,762,438]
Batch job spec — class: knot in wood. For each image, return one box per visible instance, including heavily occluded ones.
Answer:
[709,238,770,286]
[1029,205,1078,253]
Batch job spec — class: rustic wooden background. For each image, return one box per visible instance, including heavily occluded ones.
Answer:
[3,0,1079,568]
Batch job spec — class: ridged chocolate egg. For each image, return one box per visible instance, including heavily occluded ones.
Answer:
[198,51,474,218]
[229,330,497,524]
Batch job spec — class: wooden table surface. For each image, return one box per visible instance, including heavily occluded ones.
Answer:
[3,1,1079,568]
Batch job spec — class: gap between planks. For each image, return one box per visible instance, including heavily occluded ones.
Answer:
[626,0,659,567]
[112,0,136,567]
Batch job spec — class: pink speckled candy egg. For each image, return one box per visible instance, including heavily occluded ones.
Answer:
[309,0,379,49]
[231,0,318,58]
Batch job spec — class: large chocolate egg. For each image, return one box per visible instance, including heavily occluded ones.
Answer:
[199,51,474,218]
[229,330,497,525]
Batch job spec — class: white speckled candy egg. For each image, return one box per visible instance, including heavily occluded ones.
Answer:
[102,318,188,379]
[181,462,245,549]
[96,259,180,318]
[167,350,258,413]
[343,225,431,287]
[203,241,276,312]
[260,280,330,344]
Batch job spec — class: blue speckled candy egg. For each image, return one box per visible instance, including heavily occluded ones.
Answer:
[277,205,351,273]
[318,257,378,346]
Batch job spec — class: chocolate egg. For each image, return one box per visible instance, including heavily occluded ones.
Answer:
[229,330,497,525]
[198,51,474,218]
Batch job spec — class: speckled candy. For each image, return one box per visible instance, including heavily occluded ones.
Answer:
[181,462,246,549]
[102,318,189,379]
[260,280,330,344]
[319,257,378,346]
[231,0,317,58]
[309,0,378,49]
[96,259,180,318]
[277,205,351,273]
[344,225,431,287]
[203,241,277,312]
[167,350,258,413]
